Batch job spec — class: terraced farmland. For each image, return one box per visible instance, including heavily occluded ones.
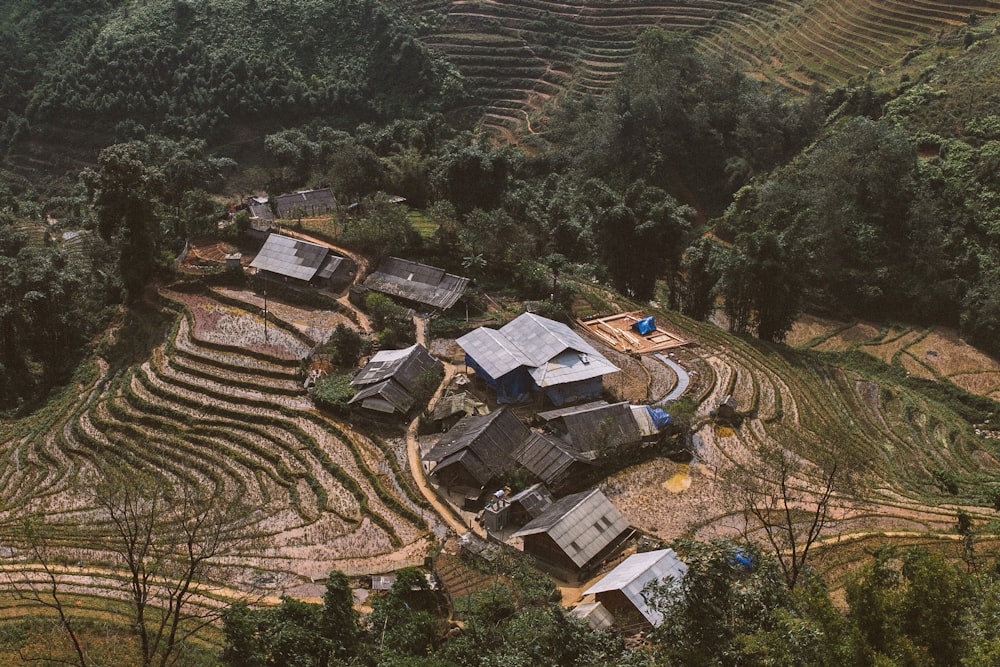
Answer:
[0,289,432,631]
[416,0,1000,136]
[606,306,1000,590]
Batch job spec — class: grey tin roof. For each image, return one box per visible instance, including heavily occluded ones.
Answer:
[350,344,439,393]
[249,233,331,282]
[506,483,554,519]
[364,256,470,310]
[582,548,688,627]
[512,488,629,568]
[513,433,590,488]
[273,188,337,218]
[457,313,618,386]
[424,408,530,486]
[548,401,642,454]
[348,379,414,414]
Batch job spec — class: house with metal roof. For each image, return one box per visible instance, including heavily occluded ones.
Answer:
[511,488,631,577]
[363,256,470,310]
[457,313,619,406]
[581,548,688,630]
[273,188,338,218]
[348,344,441,415]
[249,233,353,289]
[536,400,643,457]
[423,408,531,491]
[512,432,594,495]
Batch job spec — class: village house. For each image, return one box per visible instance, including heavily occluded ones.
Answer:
[249,233,354,289]
[511,432,595,495]
[511,488,631,578]
[457,312,619,406]
[580,548,688,631]
[363,256,470,311]
[536,400,643,457]
[348,344,442,416]
[422,408,530,498]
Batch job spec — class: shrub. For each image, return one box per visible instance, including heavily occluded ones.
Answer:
[313,372,355,416]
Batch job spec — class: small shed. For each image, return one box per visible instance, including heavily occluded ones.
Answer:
[348,344,441,415]
[581,548,687,630]
[431,392,487,432]
[716,395,739,423]
[570,601,615,631]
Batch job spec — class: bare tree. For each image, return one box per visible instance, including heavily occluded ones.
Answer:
[723,427,869,590]
[8,467,263,667]
[8,518,92,666]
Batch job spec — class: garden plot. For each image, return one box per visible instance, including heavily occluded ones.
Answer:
[212,287,354,344]
[166,290,310,360]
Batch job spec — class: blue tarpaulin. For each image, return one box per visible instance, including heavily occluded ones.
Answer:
[646,406,672,430]
[632,316,656,335]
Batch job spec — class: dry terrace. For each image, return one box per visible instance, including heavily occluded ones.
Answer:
[579,312,691,355]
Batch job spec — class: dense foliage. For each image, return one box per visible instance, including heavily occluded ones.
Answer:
[4,0,463,147]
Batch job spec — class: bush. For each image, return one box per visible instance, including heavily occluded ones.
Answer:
[313,372,355,416]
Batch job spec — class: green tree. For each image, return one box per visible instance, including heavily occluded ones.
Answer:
[587,178,693,301]
[847,547,971,667]
[83,142,165,303]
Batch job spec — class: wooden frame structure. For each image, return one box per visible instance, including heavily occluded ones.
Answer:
[578,312,691,355]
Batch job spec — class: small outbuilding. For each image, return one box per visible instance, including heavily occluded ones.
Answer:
[348,344,441,416]
[537,400,642,457]
[581,548,687,630]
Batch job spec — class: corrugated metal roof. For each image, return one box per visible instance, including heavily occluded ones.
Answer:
[316,254,344,281]
[506,483,554,519]
[537,401,610,422]
[351,344,438,391]
[512,489,629,568]
[548,402,641,454]
[348,379,414,413]
[457,327,534,379]
[248,233,331,281]
[513,433,589,488]
[582,548,687,627]
[364,256,470,309]
[457,313,618,387]
[249,202,274,220]
[530,349,619,387]
[424,408,530,487]
[273,188,337,218]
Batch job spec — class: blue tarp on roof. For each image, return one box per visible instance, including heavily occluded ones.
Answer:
[632,316,656,335]
[646,407,672,430]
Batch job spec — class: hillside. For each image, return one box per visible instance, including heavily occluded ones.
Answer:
[408,0,1000,137]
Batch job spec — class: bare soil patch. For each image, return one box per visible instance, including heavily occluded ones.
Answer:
[950,371,1000,396]
[165,290,309,360]
[909,328,1000,377]
[813,322,881,351]
[786,313,843,347]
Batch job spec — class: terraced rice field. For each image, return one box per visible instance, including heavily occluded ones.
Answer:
[417,0,1000,136]
[0,289,432,629]
[605,307,1000,593]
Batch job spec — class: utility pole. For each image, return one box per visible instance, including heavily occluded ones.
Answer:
[263,271,269,344]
